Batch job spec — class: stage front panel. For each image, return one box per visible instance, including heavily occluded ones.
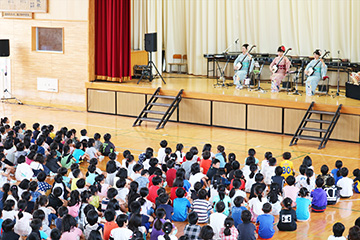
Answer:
[87,89,116,114]
[247,105,282,133]
[117,92,145,117]
[212,102,246,129]
[179,98,211,125]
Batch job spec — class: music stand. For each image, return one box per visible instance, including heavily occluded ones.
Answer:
[250,59,266,93]
[137,33,166,84]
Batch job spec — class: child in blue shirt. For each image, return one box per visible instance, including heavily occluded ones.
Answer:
[296,187,311,221]
[331,160,343,184]
[72,142,89,163]
[86,164,97,185]
[29,181,42,202]
[172,187,191,222]
[256,203,275,239]
[231,196,247,227]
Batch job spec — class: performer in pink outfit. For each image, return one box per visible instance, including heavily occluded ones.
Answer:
[269,46,291,92]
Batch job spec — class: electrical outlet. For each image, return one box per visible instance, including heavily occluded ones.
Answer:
[37,78,58,92]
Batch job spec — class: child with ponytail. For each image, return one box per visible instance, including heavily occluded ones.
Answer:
[14,199,32,237]
[150,208,167,240]
[299,168,315,192]
[158,221,177,240]
[296,187,311,221]
[245,164,258,192]
[277,197,297,231]
[219,217,238,240]
[229,179,246,207]
[212,185,231,216]
[248,185,268,222]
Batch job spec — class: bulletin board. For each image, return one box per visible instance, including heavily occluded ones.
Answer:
[0,0,47,13]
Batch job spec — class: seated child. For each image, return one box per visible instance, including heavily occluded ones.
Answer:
[109,214,133,240]
[324,177,340,205]
[277,198,297,231]
[271,166,285,193]
[135,170,150,192]
[151,208,167,240]
[337,167,354,198]
[29,218,49,240]
[231,196,247,227]
[209,201,227,240]
[331,160,343,184]
[311,178,327,212]
[184,212,202,240]
[328,222,346,240]
[219,217,238,239]
[156,193,173,221]
[60,214,82,239]
[191,189,212,224]
[37,171,52,193]
[166,160,177,187]
[264,157,277,185]
[103,209,119,240]
[236,210,256,240]
[283,175,299,207]
[55,206,68,230]
[296,188,311,221]
[172,188,191,222]
[256,203,275,239]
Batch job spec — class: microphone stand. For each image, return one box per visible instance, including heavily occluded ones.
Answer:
[332,50,345,98]
[214,38,239,88]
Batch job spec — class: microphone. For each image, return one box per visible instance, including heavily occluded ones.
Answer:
[235,38,239,44]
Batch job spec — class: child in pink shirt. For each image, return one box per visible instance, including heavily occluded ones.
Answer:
[283,176,299,207]
[60,214,83,240]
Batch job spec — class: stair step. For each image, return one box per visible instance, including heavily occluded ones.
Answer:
[143,110,166,115]
[295,135,323,141]
[139,117,161,122]
[299,127,327,133]
[150,102,171,107]
[155,95,176,99]
[305,119,332,124]
[309,110,335,115]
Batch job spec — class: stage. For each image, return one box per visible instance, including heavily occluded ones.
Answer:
[86,73,360,144]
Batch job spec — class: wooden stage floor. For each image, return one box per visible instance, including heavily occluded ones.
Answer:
[1,102,360,239]
[128,73,360,112]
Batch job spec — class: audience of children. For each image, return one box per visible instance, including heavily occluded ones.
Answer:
[0,118,358,240]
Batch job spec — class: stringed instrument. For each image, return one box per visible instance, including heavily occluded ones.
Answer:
[235,45,256,71]
[271,48,292,73]
[307,51,330,76]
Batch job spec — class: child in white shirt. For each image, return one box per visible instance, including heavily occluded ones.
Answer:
[263,157,277,185]
[157,140,168,165]
[337,167,353,198]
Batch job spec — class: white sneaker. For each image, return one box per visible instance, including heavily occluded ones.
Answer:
[238,85,243,89]
[235,86,240,89]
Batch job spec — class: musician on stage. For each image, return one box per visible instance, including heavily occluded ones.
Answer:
[233,43,254,89]
[269,46,291,92]
[304,49,328,96]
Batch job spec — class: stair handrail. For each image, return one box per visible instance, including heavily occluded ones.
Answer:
[133,87,161,127]
[156,89,184,129]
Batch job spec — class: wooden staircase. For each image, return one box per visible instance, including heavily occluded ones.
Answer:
[289,101,342,149]
[133,87,184,129]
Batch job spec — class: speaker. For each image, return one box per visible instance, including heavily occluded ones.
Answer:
[0,39,10,57]
[145,33,157,52]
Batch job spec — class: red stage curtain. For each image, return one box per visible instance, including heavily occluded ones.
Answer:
[95,0,131,82]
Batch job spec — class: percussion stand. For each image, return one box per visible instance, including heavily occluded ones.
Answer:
[331,51,345,98]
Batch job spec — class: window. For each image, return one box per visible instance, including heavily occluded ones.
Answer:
[33,27,63,53]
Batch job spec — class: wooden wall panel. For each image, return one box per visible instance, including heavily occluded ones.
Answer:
[284,109,321,137]
[88,90,115,114]
[213,102,245,129]
[179,98,211,125]
[247,105,282,133]
[0,0,90,110]
[323,114,360,141]
[117,92,145,117]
